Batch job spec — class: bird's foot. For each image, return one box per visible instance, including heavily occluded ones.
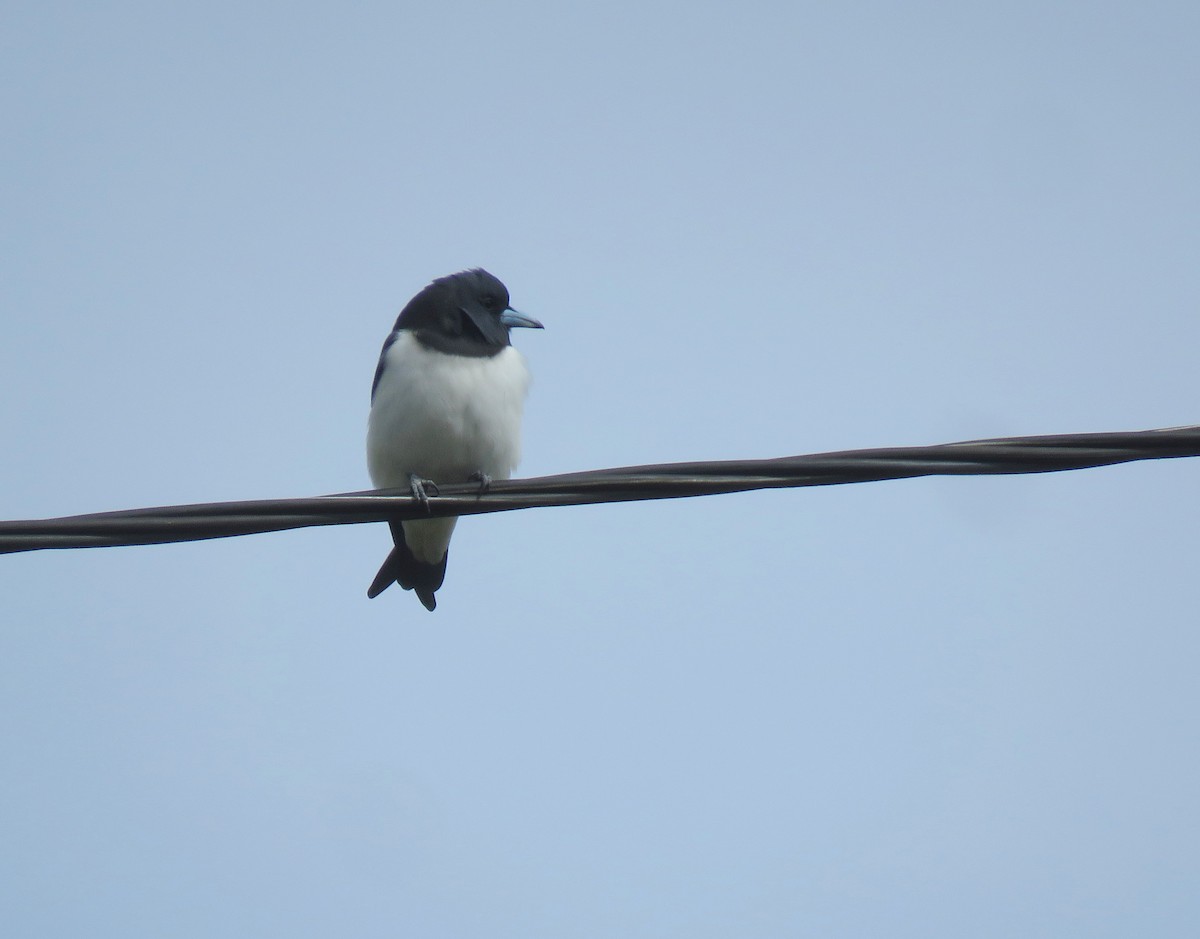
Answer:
[468,470,492,496]
[408,473,440,512]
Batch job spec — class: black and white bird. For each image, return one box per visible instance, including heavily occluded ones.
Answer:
[365,269,543,611]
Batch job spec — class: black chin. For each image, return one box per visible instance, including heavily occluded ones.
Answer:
[412,328,506,358]
[461,303,513,347]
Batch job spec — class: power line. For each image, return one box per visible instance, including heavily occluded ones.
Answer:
[2,424,1197,554]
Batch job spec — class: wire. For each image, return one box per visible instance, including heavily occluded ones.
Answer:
[1,425,1197,554]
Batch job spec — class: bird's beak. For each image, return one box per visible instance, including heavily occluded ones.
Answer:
[499,307,544,330]
[460,304,544,345]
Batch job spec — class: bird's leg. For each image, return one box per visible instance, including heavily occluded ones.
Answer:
[468,470,492,496]
[408,473,440,512]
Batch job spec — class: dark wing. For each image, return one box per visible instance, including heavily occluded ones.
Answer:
[370,331,400,403]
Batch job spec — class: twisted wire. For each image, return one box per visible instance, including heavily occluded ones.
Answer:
[2,425,1196,554]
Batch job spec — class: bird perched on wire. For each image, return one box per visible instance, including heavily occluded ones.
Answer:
[365,269,543,610]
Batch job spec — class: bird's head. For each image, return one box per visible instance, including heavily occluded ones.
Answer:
[399,268,543,357]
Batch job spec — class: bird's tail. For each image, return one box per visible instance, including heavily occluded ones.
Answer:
[366,521,448,611]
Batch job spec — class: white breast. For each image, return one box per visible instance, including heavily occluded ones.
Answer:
[366,331,532,490]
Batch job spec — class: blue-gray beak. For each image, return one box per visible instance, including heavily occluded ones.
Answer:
[499,308,544,330]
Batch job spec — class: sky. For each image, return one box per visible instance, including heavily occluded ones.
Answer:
[2,2,1199,936]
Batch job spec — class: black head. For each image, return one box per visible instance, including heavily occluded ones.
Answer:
[394,268,543,358]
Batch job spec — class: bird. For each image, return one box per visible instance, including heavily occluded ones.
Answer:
[365,268,543,611]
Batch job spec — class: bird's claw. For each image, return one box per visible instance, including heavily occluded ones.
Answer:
[408,474,440,512]
[469,471,492,496]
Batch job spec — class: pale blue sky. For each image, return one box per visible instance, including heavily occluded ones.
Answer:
[2,2,1199,936]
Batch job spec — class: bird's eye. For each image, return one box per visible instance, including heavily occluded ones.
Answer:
[479,294,496,308]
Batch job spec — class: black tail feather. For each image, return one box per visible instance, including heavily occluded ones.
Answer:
[366,521,448,611]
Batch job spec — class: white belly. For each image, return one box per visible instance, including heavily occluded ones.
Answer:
[366,332,531,563]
